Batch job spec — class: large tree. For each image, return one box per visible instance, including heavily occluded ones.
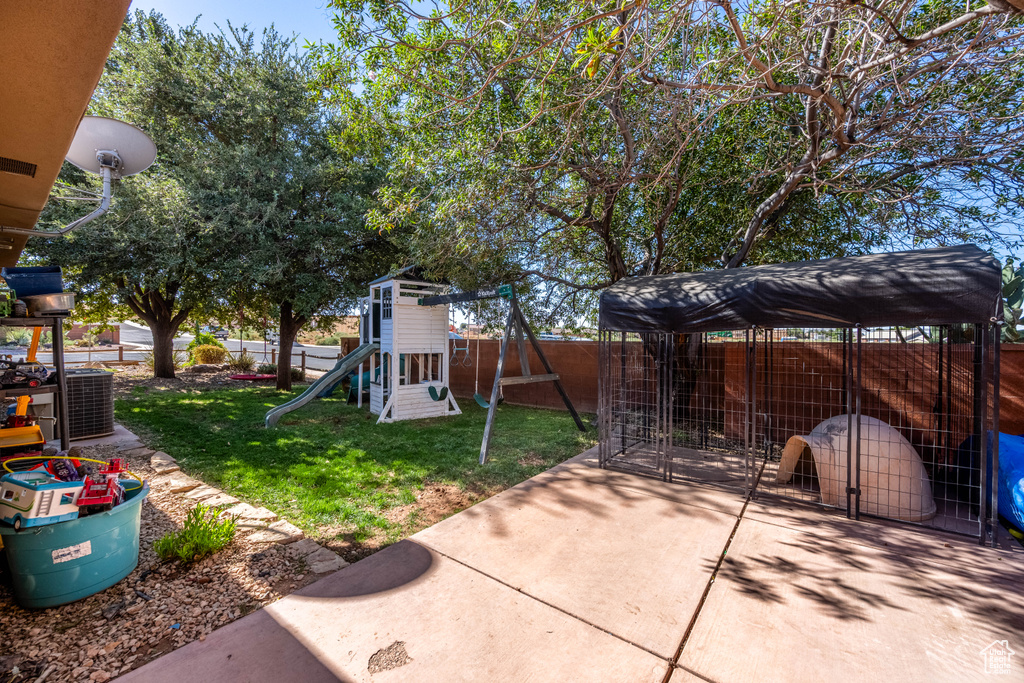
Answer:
[316,0,1024,320]
[181,24,405,390]
[38,12,403,383]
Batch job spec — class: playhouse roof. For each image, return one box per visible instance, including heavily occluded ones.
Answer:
[598,245,1002,333]
[369,265,441,286]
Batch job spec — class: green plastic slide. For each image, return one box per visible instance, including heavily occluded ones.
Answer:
[264,342,379,427]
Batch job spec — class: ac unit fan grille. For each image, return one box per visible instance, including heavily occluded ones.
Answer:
[67,372,114,440]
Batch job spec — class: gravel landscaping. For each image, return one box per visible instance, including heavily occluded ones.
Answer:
[0,440,339,683]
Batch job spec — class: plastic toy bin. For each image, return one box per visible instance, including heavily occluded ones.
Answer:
[0,483,149,608]
[0,266,64,298]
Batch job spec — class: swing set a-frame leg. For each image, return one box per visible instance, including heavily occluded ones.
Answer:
[479,303,516,464]
[516,306,586,432]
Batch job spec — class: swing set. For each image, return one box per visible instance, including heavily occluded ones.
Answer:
[418,285,586,464]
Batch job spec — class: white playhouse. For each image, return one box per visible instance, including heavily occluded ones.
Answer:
[361,270,461,423]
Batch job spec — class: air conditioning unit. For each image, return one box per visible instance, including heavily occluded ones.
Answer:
[66,369,114,440]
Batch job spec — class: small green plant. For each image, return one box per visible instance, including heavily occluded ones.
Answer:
[143,347,188,370]
[315,333,345,346]
[192,344,228,365]
[226,348,257,372]
[1003,258,1023,342]
[154,502,237,563]
[8,328,31,346]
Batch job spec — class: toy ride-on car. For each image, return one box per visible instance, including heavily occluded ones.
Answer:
[0,358,48,388]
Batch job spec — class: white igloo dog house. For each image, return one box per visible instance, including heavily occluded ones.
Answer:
[777,415,936,522]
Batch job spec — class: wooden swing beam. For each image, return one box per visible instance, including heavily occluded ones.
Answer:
[418,285,587,464]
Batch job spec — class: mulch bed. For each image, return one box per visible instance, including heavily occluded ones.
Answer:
[0,444,322,683]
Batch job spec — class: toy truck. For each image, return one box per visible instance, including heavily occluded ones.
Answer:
[0,471,83,530]
[76,476,123,513]
[0,357,48,388]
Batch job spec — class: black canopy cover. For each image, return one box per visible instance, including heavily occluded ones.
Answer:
[599,245,1002,333]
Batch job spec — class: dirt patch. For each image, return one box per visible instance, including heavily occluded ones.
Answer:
[412,483,478,527]
[111,366,277,398]
[321,483,481,563]
[367,641,411,673]
[517,452,545,467]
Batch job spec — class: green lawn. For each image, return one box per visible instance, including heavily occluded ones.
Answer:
[116,385,595,542]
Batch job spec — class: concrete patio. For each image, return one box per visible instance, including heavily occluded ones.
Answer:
[120,447,1024,682]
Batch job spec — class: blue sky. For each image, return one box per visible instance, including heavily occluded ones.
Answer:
[132,0,340,47]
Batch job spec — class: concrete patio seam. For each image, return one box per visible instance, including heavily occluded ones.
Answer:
[661,460,768,683]
[416,538,675,664]
[674,664,720,683]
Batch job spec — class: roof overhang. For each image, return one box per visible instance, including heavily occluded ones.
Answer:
[0,0,132,266]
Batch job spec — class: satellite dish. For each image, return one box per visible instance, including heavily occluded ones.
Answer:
[0,116,158,237]
[65,116,157,178]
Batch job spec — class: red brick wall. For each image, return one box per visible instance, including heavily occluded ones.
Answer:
[721,341,979,466]
[1002,346,1024,434]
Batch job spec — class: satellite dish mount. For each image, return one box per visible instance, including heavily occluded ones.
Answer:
[3,116,156,238]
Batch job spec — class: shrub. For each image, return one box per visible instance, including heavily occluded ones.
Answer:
[154,503,236,563]
[256,363,304,382]
[226,348,256,372]
[192,344,228,365]
[315,333,343,346]
[8,329,31,346]
[187,332,226,354]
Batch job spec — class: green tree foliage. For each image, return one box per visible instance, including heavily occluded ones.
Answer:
[315,0,1024,322]
[186,24,402,390]
[35,11,405,384]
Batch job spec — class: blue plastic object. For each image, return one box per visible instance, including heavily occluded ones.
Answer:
[997,433,1024,533]
[0,483,149,608]
[0,266,64,298]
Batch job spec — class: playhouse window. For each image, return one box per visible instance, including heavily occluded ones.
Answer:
[399,354,409,385]
[61,493,75,505]
[382,287,392,319]
[2,489,13,500]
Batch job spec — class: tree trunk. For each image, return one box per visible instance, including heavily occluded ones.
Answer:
[150,318,180,379]
[276,300,306,391]
[119,281,191,380]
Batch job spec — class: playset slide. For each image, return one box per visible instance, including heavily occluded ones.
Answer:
[264,342,378,428]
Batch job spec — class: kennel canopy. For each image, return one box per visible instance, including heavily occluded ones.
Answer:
[599,245,1001,333]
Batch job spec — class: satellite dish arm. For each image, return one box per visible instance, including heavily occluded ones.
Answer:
[1,166,112,239]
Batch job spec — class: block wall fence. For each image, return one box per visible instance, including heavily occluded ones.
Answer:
[446,340,1024,436]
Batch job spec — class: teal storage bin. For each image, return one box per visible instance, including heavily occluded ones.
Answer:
[0,483,149,608]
